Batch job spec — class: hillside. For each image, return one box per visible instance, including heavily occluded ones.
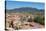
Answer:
[6,7,44,15]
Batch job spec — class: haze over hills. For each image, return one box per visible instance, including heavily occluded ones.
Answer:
[6,7,44,15]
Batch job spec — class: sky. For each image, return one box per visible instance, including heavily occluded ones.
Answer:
[6,0,44,3]
[6,1,44,9]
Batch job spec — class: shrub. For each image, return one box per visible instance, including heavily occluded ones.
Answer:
[34,16,45,25]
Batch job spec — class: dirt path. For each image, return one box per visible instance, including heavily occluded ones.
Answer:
[20,22,44,29]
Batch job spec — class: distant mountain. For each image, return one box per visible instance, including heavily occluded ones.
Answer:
[6,7,44,15]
